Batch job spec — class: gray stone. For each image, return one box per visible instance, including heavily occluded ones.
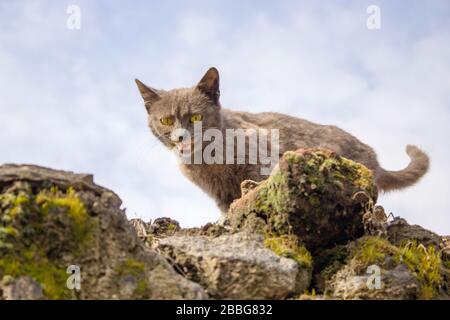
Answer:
[330,263,419,300]
[157,232,311,299]
[2,276,45,300]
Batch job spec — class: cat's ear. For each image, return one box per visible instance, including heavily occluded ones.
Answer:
[135,79,160,112]
[196,67,220,105]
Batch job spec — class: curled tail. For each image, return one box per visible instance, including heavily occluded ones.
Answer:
[375,145,430,192]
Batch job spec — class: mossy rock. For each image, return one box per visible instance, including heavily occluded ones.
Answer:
[156,232,310,299]
[263,234,312,270]
[324,236,445,300]
[227,148,378,250]
[0,164,206,300]
[0,185,94,299]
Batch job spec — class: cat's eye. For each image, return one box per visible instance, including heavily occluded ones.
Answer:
[190,114,203,123]
[160,117,174,126]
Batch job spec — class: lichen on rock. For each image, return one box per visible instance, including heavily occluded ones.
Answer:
[1,160,448,300]
[0,183,91,299]
[227,148,378,250]
[263,234,312,270]
[0,164,206,300]
[323,236,444,300]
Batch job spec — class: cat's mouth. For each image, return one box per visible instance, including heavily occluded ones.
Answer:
[173,140,194,155]
[177,141,192,152]
[172,135,204,157]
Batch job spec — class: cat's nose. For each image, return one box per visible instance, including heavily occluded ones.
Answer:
[170,129,189,143]
[171,133,184,142]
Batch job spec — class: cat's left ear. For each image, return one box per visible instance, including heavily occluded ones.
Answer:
[196,67,220,105]
[135,79,160,112]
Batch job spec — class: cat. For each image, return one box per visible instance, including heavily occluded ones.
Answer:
[135,67,429,213]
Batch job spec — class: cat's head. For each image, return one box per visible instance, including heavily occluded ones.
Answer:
[135,67,222,155]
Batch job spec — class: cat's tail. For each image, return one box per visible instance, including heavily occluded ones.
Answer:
[375,145,429,192]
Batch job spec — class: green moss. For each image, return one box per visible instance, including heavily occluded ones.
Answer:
[394,241,442,300]
[116,258,149,297]
[264,234,312,269]
[284,151,301,164]
[266,171,291,212]
[0,191,31,222]
[0,185,97,299]
[283,149,376,209]
[293,149,374,193]
[255,171,290,213]
[352,236,397,266]
[119,258,145,276]
[0,226,19,238]
[1,191,36,251]
[145,234,155,246]
[349,237,443,299]
[339,157,374,190]
[167,223,177,232]
[308,195,320,207]
[234,149,377,239]
[36,187,91,243]
[443,260,450,269]
[244,170,292,234]
[298,288,317,300]
[0,247,71,299]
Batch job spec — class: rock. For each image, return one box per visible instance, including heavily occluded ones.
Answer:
[2,163,448,300]
[323,236,445,299]
[386,220,450,298]
[1,276,45,300]
[387,217,442,249]
[441,236,450,264]
[0,164,206,300]
[330,261,419,300]
[148,217,181,236]
[129,218,149,241]
[156,232,311,299]
[227,148,378,250]
[312,244,351,293]
[178,222,229,238]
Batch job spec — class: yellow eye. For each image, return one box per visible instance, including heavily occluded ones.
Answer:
[160,117,174,126]
[190,114,203,123]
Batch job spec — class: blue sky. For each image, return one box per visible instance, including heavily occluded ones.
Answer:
[1,0,449,234]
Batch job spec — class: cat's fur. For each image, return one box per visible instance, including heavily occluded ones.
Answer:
[135,67,429,213]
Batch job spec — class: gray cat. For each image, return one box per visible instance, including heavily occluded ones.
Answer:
[135,67,429,213]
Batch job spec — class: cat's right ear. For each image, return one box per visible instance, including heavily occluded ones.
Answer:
[197,67,220,105]
[135,79,160,112]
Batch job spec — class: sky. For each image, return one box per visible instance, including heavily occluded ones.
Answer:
[0,0,449,234]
